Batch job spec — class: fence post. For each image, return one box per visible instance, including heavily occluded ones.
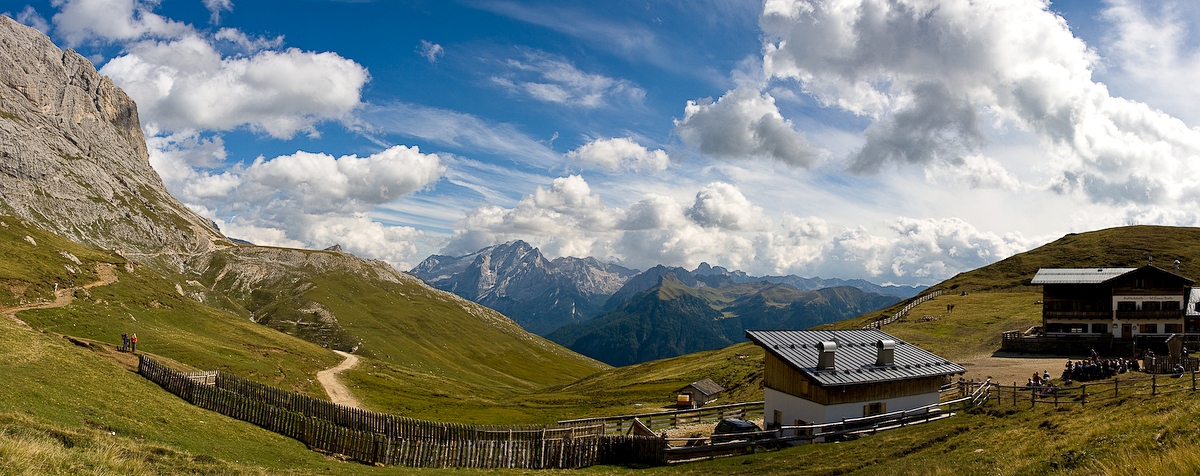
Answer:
[1193,371,1197,392]
[1153,374,1157,396]
[1081,384,1087,406]
[1115,378,1119,398]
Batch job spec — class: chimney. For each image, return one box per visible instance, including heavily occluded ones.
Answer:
[817,341,837,370]
[875,340,896,366]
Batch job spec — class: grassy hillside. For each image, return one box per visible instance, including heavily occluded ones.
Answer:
[937,225,1200,292]
[0,215,340,395]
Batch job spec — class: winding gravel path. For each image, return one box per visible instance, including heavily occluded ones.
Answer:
[317,350,363,409]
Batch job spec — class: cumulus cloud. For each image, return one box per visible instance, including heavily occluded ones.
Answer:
[674,87,822,167]
[490,50,644,108]
[150,140,444,266]
[51,0,189,46]
[418,40,444,63]
[759,0,1200,206]
[686,182,764,231]
[48,0,369,139]
[100,36,368,138]
[566,137,669,172]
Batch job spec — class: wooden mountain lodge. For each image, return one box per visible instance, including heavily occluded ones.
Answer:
[745,329,965,434]
[1004,264,1196,354]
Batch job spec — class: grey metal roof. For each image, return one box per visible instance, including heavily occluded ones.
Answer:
[681,378,723,396]
[1030,268,1137,284]
[745,329,965,387]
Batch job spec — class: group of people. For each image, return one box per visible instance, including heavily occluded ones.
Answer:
[120,332,137,353]
[1060,355,1138,384]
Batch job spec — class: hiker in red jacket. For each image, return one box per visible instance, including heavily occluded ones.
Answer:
[131,333,137,353]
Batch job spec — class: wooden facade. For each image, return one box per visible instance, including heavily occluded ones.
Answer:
[763,353,946,405]
[1039,266,1193,339]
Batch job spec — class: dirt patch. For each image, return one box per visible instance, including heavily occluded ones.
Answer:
[958,353,1077,385]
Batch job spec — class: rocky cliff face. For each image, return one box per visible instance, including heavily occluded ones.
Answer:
[0,16,226,268]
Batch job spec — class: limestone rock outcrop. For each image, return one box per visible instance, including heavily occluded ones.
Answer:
[0,16,227,267]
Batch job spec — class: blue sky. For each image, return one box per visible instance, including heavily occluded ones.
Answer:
[7,0,1200,285]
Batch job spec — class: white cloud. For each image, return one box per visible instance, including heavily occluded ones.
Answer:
[758,0,1200,207]
[1099,0,1200,125]
[566,137,669,172]
[674,87,823,167]
[47,0,368,139]
[418,40,444,63]
[150,140,444,267]
[686,182,764,231]
[202,0,232,24]
[490,50,644,108]
[439,174,1022,284]
[51,0,189,46]
[10,6,49,33]
[924,154,1021,191]
[100,35,368,138]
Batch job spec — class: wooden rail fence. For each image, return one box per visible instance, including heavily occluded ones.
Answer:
[138,355,665,468]
[865,290,943,329]
[988,371,1200,407]
[558,401,764,435]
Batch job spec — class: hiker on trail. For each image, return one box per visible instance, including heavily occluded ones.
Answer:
[131,333,137,353]
[53,282,58,292]
[121,333,128,352]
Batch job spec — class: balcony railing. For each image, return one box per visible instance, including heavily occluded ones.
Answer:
[1043,311,1111,319]
[1115,310,1184,320]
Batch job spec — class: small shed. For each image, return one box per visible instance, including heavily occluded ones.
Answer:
[676,378,723,408]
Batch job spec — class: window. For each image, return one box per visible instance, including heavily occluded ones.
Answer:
[1163,301,1180,311]
[1195,302,1200,312]
[1144,301,1161,311]
[1165,324,1182,333]
[1140,323,1159,333]
[863,402,886,416]
[1091,323,1108,334]
[1118,301,1137,311]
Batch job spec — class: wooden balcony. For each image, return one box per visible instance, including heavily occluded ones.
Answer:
[1115,310,1184,320]
[1043,311,1111,320]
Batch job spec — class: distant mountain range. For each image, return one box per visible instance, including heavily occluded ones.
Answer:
[411,241,923,336]
[409,241,639,335]
[547,274,903,366]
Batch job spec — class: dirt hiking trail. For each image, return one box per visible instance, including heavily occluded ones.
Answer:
[317,350,362,409]
[2,263,118,327]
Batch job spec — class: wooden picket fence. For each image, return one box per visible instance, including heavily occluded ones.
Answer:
[138,355,666,468]
[864,290,943,329]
